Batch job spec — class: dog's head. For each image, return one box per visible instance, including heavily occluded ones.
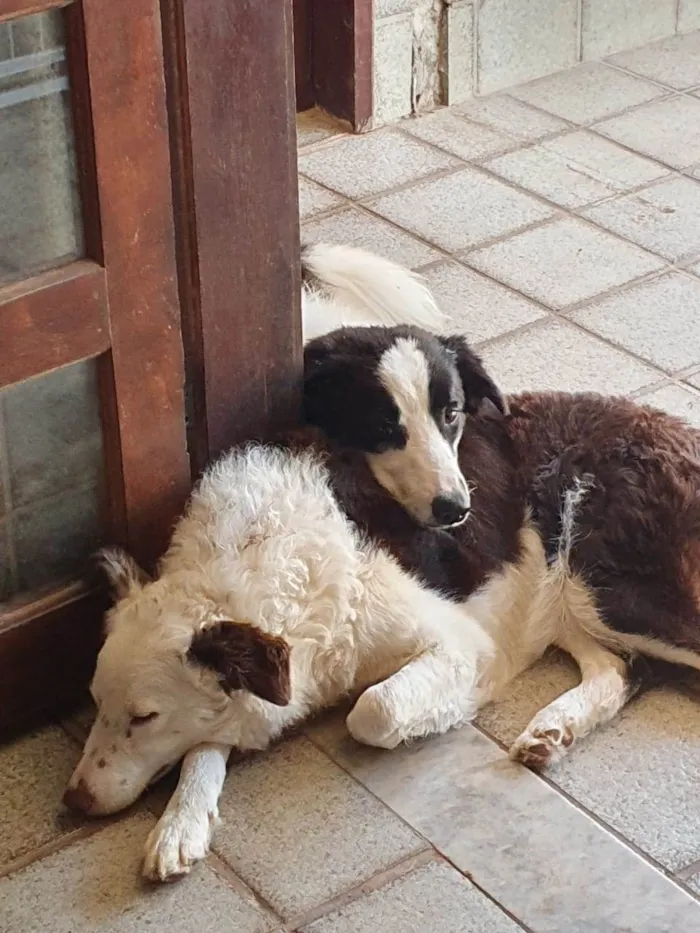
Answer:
[304,326,507,528]
[63,549,291,816]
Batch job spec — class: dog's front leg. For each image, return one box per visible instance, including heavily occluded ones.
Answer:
[143,743,231,882]
[346,645,483,749]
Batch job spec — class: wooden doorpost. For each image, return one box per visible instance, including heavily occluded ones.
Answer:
[162,0,303,473]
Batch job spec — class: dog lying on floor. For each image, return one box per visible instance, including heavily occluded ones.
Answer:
[64,245,700,884]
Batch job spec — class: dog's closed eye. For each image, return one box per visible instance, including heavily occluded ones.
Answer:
[129,712,159,727]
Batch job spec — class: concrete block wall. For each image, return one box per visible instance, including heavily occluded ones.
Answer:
[373,0,700,127]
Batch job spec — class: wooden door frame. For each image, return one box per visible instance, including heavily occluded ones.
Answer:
[161,0,302,472]
[0,0,191,735]
[293,0,374,131]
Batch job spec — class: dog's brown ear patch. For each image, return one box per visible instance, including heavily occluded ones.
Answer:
[188,621,291,706]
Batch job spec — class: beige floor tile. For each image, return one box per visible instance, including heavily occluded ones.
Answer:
[0,726,81,867]
[0,812,274,933]
[302,860,521,933]
[302,206,441,268]
[454,94,570,141]
[479,319,659,395]
[571,272,700,372]
[638,384,700,429]
[298,130,458,200]
[212,737,424,919]
[298,177,343,222]
[583,177,700,262]
[369,167,555,252]
[465,217,663,309]
[309,715,700,933]
[511,62,665,124]
[402,111,519,162]
[420,260,545,343]
[595,96,700,169]
[608,32,700,91]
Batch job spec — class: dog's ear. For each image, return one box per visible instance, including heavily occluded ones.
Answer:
[95,547,152,600]
[303,339,356,439]
[439,335,508,420]
[188,621,291,707]
[304,339,385,450]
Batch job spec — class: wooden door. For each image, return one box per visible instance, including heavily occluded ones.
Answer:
[291,0,373,129]
[0,0,191,734]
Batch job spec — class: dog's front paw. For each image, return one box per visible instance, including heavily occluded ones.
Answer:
[143,803,218,883]
[510,724,574,771]
[346,685,401,749]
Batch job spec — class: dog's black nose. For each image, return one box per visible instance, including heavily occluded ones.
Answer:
[63,779,95,814]
[431,495,469,527]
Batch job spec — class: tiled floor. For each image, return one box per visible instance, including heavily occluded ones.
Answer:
[4,31,700,933]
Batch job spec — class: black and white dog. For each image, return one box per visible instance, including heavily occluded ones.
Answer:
[64,245,700,884]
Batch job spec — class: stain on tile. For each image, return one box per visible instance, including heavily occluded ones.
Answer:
[583,176,700,263]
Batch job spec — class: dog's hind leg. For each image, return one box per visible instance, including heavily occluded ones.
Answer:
[143,743,231,882]
[346,643,486,749]
[509,632,645,771]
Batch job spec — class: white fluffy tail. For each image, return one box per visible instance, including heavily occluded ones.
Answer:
[301,242,446,344]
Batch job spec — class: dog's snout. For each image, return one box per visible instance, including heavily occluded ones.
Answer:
[432,494,470,528]
[63,779,95,815]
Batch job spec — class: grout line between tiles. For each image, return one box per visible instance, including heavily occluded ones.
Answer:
[585,121,696,175]
[281,848,439,931]
[602,59,686,93]
[207,850,283,926]
[427,848,537,933]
